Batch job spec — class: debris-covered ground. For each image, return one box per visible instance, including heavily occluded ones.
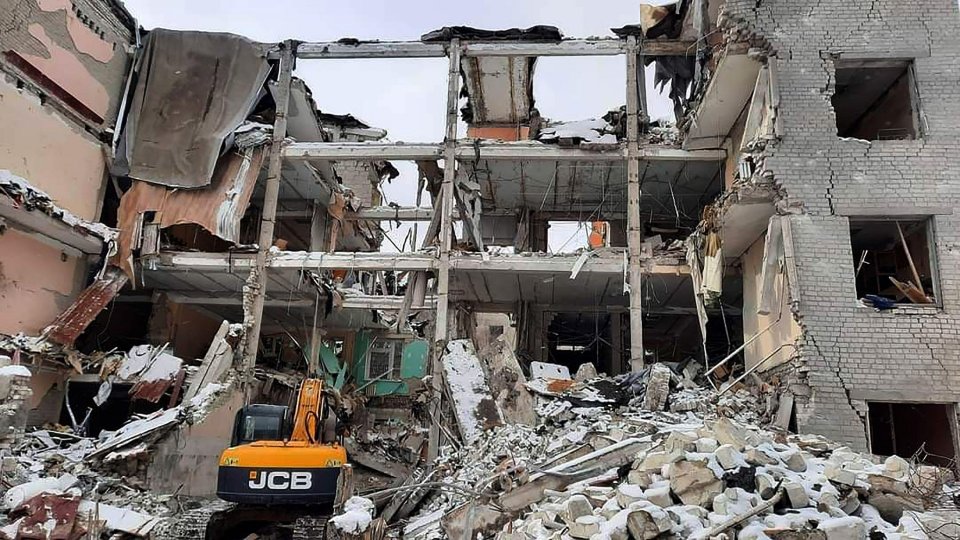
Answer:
[0,343,234,539]
[362,357,960,540]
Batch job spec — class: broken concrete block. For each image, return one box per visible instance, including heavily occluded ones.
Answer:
[574,363,598,381]
[568,515,603,539]
[867,491,923,524]
[695,438,718,453]
[744,448,777,466]
[781,449,807,472]
[817,490,841,512]
[663,432,698,454]
[715,444,744,470]
[560,494,594,525]
[816,516,866,540]
[883,455,911,479]
[626,508,673,540]
[669,460,723,508]
[840,490,860,515]
[627,469,653,488]
[824,466,857,487]
[638,451,675,472]
[641,364,672,411]
[784,482,810,509]
[600,497,622,519]
[0,376,12,401]
[766,529,827,540]
[755,472,777,496]
[616,484,646,507]
[643,486,672,508]
[704,417,754,451]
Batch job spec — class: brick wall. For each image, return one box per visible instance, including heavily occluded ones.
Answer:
[720,0,960,449]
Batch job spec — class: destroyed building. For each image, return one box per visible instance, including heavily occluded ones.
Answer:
[0,0,960,537]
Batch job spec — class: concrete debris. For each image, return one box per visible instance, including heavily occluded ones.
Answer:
[441,340,504,443]
[399,368,958,540]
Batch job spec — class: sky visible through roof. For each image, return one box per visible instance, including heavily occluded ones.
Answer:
[125,0,674,252]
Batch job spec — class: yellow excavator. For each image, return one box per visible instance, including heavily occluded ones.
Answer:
[217,378,348,506]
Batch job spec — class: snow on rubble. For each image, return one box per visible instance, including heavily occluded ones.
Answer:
[399,363,959,540]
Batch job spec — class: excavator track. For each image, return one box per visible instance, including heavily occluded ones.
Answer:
[203,504,332,540]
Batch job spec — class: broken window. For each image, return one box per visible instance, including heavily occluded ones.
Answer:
[850,218,936,304]
[868,402,957,467]
[366,339,404,380]
[832,59,920,140]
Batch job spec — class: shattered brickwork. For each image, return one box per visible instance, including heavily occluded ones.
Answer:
[721,0,960,449]
[0,372,33,450]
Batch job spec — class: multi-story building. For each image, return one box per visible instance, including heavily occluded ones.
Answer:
[1,0,958,497]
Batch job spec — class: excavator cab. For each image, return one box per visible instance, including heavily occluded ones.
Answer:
[217,379,347,505]
[230,404,288,446]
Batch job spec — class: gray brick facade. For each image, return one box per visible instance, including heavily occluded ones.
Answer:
[724,0,960,449]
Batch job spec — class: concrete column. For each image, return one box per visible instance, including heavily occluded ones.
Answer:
[428,39,461,462]
[242,41,295,379]
[625,36,645,371]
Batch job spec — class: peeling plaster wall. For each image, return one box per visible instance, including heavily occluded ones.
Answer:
[0,74,106,221]
[0,0,132,125]
[741,234,799,373]
[722,0,960,449]
[0,228,85,335]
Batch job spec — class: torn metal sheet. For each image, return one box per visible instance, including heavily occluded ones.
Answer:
[115,146,266,277]
[11,493,83,540]
[116,29,270,188]
[43,267,128,346]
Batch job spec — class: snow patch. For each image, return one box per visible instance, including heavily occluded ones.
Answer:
[330,496,375,534]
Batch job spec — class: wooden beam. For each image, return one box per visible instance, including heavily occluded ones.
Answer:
[641,39,697,56]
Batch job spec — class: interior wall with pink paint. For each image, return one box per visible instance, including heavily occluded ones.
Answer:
[0,75,107,221]
[0,228,85,336]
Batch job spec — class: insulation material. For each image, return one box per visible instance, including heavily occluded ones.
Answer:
[115,146,266,277]
[686,240,709,342]
[757,215,784,315]
[701,232,723,304]
[117,29,270,188]
[441,340,503,444]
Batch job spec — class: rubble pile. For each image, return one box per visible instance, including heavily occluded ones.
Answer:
[0,347,233,539]
[401,366,958,540]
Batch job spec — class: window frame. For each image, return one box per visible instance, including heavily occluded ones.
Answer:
[831,57,923,141]
[849,216,940,307]
[364,338,405,381]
